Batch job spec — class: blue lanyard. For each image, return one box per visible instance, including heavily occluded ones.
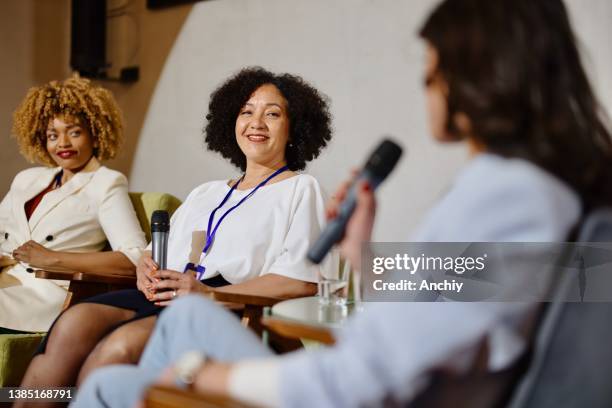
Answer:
[185,165,289,280]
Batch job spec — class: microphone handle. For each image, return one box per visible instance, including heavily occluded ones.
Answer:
[307,170,383,264]
[152,231,168,270]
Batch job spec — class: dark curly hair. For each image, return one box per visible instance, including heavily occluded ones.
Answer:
[204,67,332,171]
[420,0,612,210]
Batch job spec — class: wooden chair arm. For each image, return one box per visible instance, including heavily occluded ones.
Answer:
[35,269,137,308]
[208,291,306,353]
[34,269,137,285]
[210,290,284,307]
[261,316,336,345]
[144,385,256,408]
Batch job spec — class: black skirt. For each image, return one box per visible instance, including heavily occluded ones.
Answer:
[36,274,230,354]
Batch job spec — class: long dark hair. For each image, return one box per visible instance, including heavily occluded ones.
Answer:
[420,0,612,210]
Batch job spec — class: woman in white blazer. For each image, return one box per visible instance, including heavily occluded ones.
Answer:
[0,76,146,333]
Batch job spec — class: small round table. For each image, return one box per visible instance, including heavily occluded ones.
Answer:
[265,296,356,344]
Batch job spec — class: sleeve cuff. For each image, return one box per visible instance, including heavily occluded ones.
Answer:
[228,359,281,408]
[118,247,144,266]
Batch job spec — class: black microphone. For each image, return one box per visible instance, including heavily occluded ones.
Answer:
[151,210,169,270]
[307,139,403,264]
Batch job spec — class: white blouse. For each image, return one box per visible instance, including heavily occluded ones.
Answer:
[165,174,336,284]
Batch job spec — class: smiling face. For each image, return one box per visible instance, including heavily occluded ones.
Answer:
[235,84,290,168]
[46,115,96,171]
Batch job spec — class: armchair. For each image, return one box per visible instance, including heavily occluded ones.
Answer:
[145,385,257,408]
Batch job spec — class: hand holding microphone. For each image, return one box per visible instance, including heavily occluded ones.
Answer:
[138,211,169,298]
[146,210,208,305]
[307,139,403,266]
[326,175,378,272]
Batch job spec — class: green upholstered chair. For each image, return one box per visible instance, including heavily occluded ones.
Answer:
[128,192,182,243]
[0,332,47,387]
[0,192,181,386]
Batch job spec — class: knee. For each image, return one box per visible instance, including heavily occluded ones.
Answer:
[74,366,113,405]
[159,294,239,338]
[160,294,217,323]
[93,332,136,365]
[73,366,138,408]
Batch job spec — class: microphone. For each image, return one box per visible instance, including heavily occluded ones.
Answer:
[307,138,403,264]
[151,210,170,270]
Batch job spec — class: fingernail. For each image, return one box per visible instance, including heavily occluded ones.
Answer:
[362,182,371,192]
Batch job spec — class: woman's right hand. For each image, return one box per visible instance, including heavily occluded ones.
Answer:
[326,171,377,272]
[136,251,159,298]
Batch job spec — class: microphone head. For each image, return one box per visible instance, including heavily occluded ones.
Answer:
[151,210,170,233]
[364,138,403,179]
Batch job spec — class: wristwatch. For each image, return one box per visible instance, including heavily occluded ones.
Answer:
[174,350,207,388]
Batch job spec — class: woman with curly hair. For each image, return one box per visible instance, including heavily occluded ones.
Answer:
[0,75,146,335]
[18,67,336,395]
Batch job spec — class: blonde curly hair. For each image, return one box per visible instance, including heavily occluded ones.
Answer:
[12,75,123,166]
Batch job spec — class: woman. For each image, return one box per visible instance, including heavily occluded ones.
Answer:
[72,1,612,407]
[0,75,146,334]
[19,67,336,394]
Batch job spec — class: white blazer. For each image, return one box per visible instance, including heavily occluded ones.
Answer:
[0,159,146,332]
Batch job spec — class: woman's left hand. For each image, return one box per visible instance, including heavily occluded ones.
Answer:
[12,240,57,269]
[150,270,212,306]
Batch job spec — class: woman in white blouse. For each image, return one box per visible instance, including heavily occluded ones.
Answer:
[0,76,146,334]
[19,67,337,393]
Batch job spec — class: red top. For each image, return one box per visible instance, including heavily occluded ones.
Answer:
[24,183,55,220]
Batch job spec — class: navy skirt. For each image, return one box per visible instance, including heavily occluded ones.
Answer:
[37,274,230,354]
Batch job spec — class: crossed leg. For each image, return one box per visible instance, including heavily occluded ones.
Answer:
[72,295,274,408]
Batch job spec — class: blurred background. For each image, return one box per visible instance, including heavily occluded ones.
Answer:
[1,0,611,241]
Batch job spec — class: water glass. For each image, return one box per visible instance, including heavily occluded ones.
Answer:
[318,258,351,305]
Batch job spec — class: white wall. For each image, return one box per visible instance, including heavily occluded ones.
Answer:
[130,0,612,241]
[566,0,612,113]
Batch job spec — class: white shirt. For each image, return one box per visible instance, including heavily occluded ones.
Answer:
[165,174,335,283]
